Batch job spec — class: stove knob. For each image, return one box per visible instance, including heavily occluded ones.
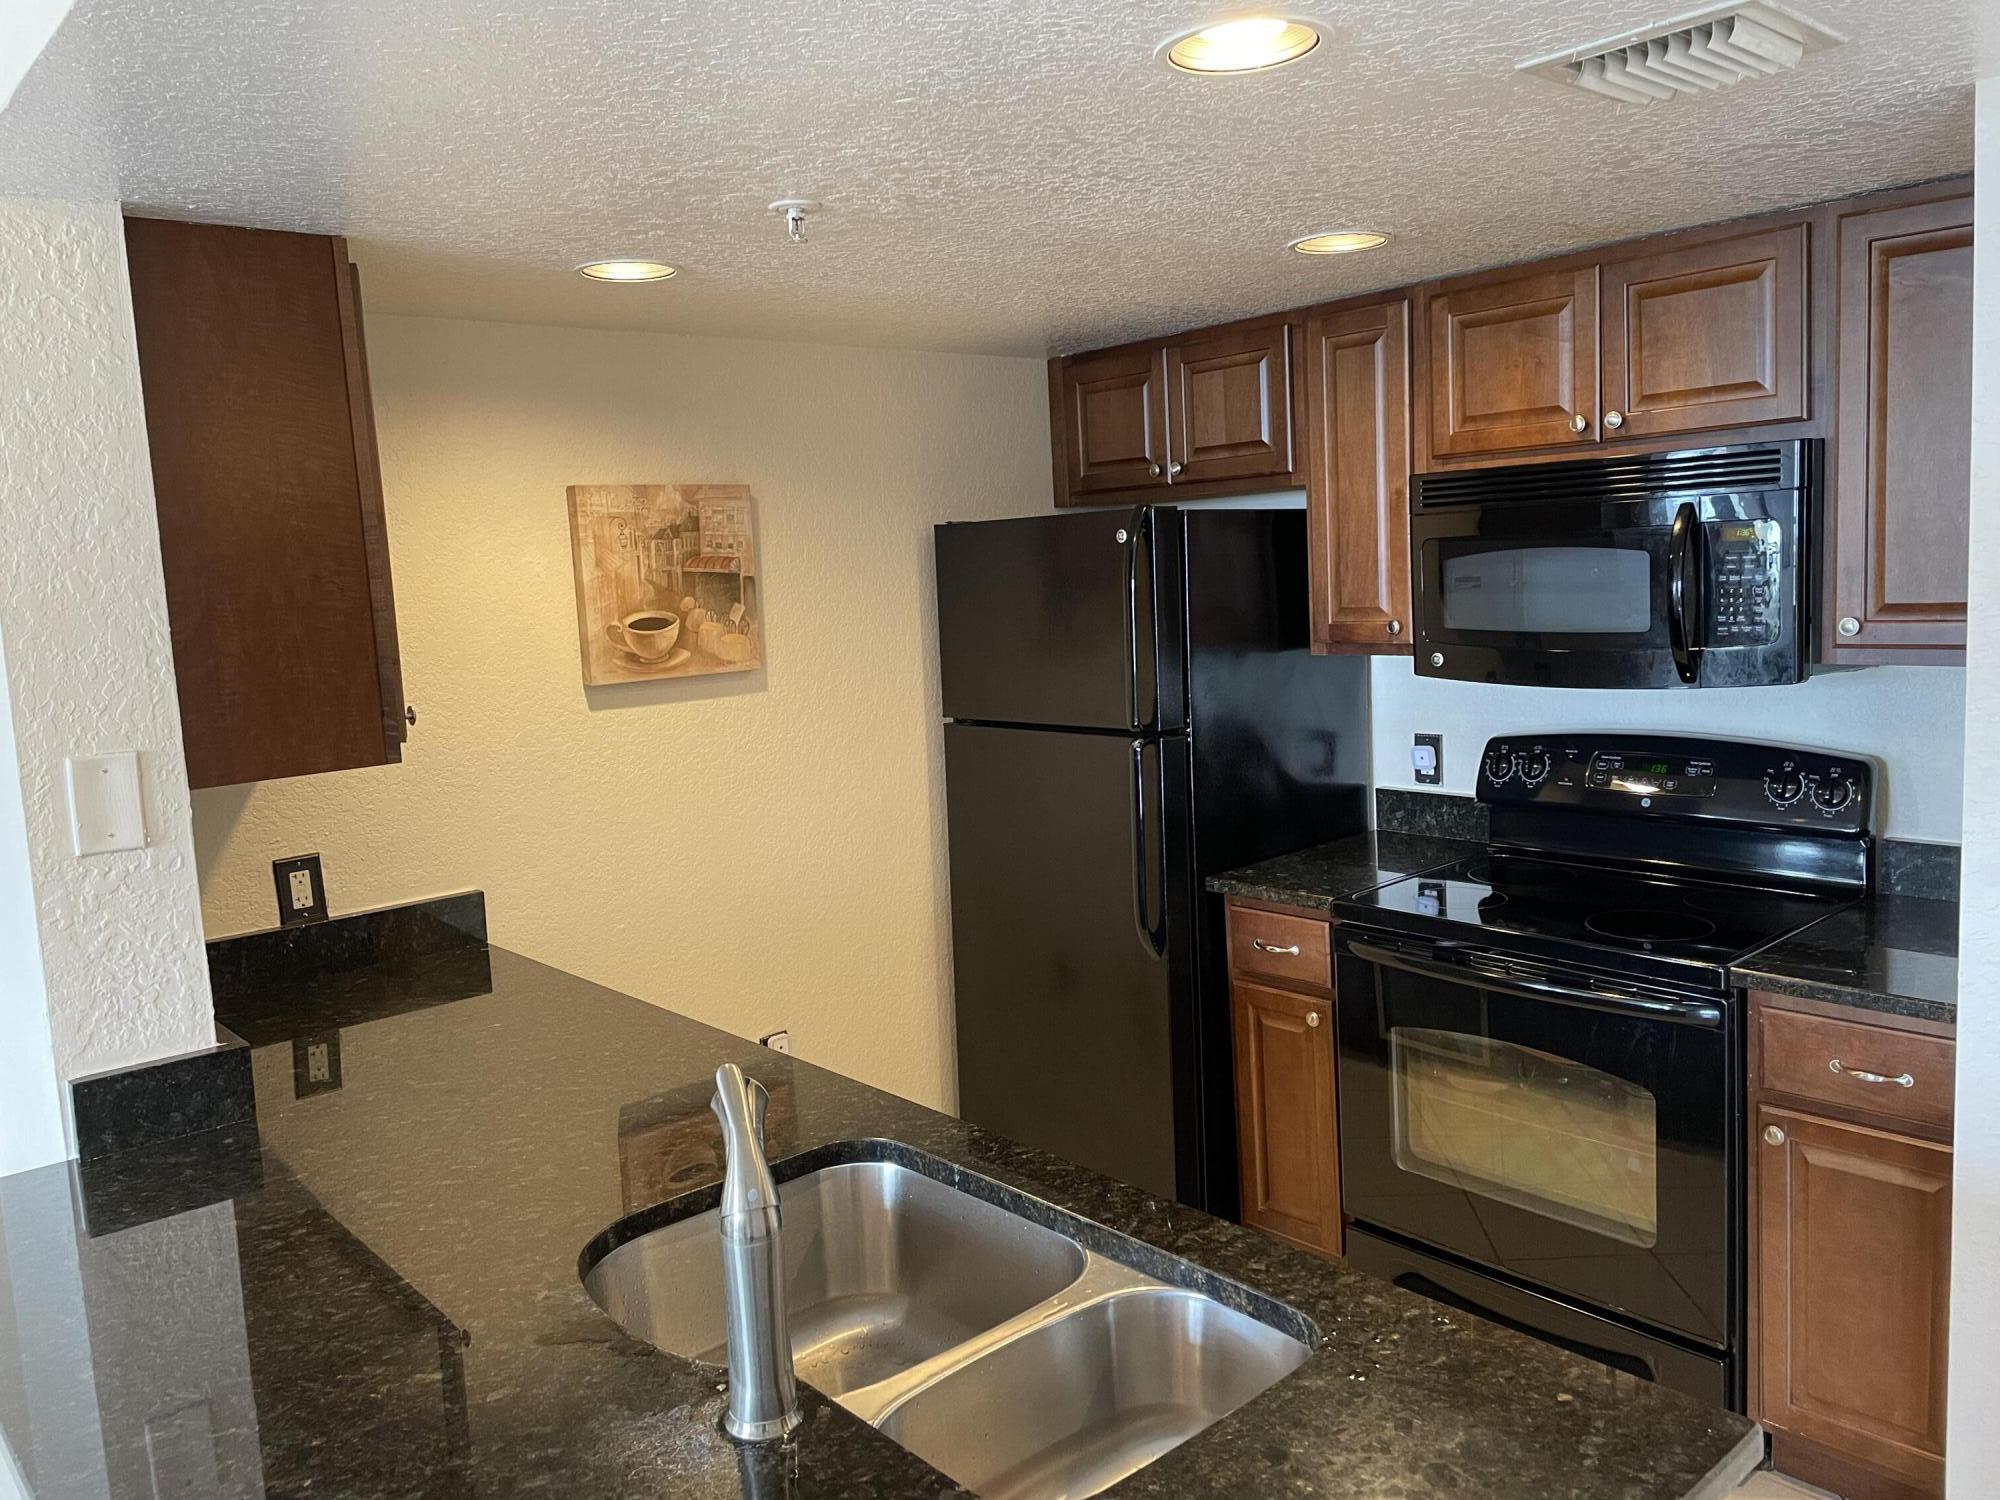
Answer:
[1812,778,1855,814]
[1518,749,1553,786]
[1483,748,1515,784]
[1764,768,1805,807]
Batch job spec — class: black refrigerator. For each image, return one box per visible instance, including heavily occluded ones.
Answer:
[935,505,1370,1216]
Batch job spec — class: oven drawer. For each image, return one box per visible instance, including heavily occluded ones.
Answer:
[1226,904,1331,991]
[1758,1005,1954,1132]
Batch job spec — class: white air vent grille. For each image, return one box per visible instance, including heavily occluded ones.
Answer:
[1518,2,1844,105]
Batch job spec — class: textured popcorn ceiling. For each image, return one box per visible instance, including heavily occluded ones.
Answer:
[0,0,1980,354]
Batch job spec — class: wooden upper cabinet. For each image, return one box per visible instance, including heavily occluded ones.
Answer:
[1054,345,1168,498]
[125,218,406,789]
[1601,224,1807,439]
[1425,265,1599,458]
[1166,322,1294,485]
[1231,978,1341,1257]
[1756,1105,1951,1495]
[1826,194,1973,661]
[1304,300,1412,652]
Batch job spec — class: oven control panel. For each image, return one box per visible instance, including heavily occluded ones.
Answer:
[1476,734,1872,832]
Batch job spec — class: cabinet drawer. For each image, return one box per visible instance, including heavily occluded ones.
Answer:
[1759,1007,1954,1131]
[1227,906,1331,990]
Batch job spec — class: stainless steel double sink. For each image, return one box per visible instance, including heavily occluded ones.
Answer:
[583,1157,1312,1499]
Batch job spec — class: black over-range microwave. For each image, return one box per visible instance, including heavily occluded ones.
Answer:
[1410,441,1817,689]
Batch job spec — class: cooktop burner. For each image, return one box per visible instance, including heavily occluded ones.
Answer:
[1583,909,1719,944]
[1344,850,1851,981]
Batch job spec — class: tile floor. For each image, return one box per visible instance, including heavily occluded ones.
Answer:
[1726,1474,1840,1499]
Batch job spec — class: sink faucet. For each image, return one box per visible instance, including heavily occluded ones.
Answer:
[710,1063,801,1442]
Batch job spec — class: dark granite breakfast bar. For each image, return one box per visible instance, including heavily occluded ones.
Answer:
[0,918,1763,1500]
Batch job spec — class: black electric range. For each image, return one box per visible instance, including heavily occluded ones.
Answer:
[1332,733,1875,1412]
[1343,848,1856,991]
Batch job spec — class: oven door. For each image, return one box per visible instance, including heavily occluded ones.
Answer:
[1335,932,1735,1349]
[1410,490,1802,689]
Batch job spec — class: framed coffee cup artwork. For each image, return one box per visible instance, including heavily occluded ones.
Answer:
[566,483,763,685]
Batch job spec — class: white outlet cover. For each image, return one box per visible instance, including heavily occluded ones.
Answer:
[64,751,146,856]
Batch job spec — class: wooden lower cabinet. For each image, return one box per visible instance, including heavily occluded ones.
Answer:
[1230,978,1341,1257]
[1751,991,1954,1499]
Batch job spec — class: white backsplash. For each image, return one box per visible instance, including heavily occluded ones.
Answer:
[1369,656,1966,844]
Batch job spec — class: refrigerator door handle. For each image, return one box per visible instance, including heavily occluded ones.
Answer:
[1122,508,1143,732]
[1129,737,1167,958]
[1137,506,1160,732]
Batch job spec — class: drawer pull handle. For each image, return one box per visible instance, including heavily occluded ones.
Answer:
[1252,939,1302,957]
[1829,1058,1915,1089]
[1307,1010,1322,1028]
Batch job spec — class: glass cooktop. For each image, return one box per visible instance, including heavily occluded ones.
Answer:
[1342,850,1853,982]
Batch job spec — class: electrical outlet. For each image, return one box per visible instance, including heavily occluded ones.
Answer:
[291,1032,342,1096]
[1413,733,1444,786]
[272,854,328,926]
[759,1029,792,1055]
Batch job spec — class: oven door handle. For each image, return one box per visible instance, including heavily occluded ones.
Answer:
[1345,940,1725,1029]
[1667,500,1700,685]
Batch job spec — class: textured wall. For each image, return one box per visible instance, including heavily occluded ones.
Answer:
[1946,74,1999,1497]
[1369,656,1966,844]
[191,315,1049,1110]
[0,196,213,1099]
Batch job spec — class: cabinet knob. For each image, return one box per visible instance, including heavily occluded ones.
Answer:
[1307,1010,1322,1028]
[1569,413,1590,434]
[1837,616,1861,638]
[1763,1124,1786,1146]
[1167,461,1184,478]
[1386,619,1402,636]
[1603,409,1625,430]
[1147,463,1161,479]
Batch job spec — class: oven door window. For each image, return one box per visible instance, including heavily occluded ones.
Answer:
[1390,1028,1658,1247]
[1436,544,1655,636]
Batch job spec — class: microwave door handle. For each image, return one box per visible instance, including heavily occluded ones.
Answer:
[1345,940,1724,1029]
[1667,501,1699,685]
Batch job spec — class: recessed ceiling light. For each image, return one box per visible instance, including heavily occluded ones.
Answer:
[1160,16,1321,75]
[1289,231,1390,256]
[576,259,678,282]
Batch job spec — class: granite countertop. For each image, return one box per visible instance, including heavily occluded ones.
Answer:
[1733,891,1960,1026]
[1205,829,1481,911]
[1209,829,1958,1027]
[0,933,1761,1500]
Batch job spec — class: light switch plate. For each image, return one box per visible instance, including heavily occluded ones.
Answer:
[65,752,146,855]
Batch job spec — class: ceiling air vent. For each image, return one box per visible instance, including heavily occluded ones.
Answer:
[1518,2,1844,105]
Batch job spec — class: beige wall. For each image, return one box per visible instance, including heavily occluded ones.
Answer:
[191,314,1051,1111]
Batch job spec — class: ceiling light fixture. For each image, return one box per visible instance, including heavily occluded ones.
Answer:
[1159,16,1321,75]
[1290,231,1389,255]
[576,259,678,282]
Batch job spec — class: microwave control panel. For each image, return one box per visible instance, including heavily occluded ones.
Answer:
[1477,734,1872,833]
[1704,519,1783,646]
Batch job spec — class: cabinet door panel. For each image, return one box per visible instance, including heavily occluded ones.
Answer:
[1602,225,1807,438]
[1829,197,1973,656]
[1427,267,1598,457]
[126,218,399,789]
[1166,323,1294,484]
[1232,980,1340,1256]
[1755,1106,1949,1493]
[1062,346,1168,495]
[1305,301,1411,651]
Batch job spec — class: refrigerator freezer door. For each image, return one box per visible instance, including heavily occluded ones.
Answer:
[944,722,1196,1201]
[936,509,1185,732]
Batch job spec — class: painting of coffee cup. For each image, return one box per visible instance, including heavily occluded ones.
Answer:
[567,483,762,685]
[607,610,680,661]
